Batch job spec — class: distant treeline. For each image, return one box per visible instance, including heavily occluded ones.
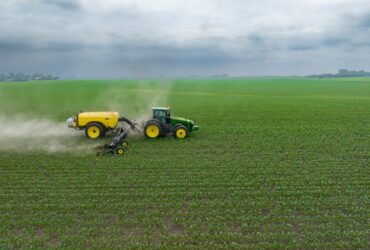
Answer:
[310,69,370,78]
[0,73,59,82]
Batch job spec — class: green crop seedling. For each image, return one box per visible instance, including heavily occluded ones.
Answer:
[0,78,368,248]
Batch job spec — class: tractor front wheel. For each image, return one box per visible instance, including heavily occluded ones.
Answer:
[144,120,163,139]
[174,125,188,139]
[85,123,105,139]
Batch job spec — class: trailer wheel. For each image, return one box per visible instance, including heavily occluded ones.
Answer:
[121,140,129,147]
[85,123,105,139]
[115,146,125,156]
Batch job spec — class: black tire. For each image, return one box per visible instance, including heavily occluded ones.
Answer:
[144,120,164,139]
[85,122,105,139]
[115,146,126,156]
[174,124,189,139]
[121,140,129,147]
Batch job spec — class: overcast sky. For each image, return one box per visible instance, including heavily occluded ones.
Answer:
[0,0,369,77]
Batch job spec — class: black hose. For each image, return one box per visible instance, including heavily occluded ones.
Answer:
[118,117,139,131]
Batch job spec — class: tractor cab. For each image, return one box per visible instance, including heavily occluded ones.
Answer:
[152,107,171,124]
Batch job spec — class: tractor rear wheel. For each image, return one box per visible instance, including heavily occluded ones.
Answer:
[144,120,163,139]
[85,123,105,139]
[174,125,188,139]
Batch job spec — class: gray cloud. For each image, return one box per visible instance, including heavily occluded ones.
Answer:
[359,13,370,28]
[0,41,34,54]
[0,0,369,77]
[42,0,81,11]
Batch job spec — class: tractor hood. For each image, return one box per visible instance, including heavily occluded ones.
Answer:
[171,116,199,131]
[171,116,192,123]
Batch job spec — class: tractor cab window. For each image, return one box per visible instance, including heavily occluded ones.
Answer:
[154,110,167,123]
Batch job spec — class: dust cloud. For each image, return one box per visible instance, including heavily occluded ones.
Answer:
[96,80,173,134]
[0,116,99,154]
[0,80,173,153]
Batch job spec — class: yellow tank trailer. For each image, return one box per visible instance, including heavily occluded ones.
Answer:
[67,112,120,139]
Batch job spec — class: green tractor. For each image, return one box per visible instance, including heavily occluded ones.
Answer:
[144,107,199,139]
